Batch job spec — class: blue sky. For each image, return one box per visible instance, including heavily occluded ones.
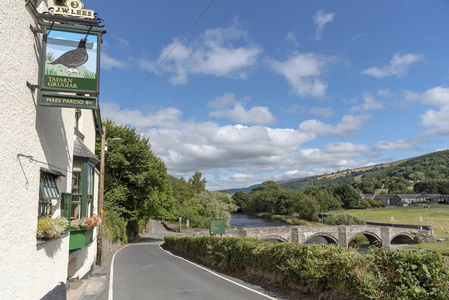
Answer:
[88,0,449,190]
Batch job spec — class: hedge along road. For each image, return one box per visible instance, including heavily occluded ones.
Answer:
[98,220,293,300]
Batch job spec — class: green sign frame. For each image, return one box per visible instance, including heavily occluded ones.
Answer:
[209,218,226,236]
[40,92,98,109]
[40,22,106,95]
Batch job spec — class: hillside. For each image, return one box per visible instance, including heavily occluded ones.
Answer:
[221,149,449,194]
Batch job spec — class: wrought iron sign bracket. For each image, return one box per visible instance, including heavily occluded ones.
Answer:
[29,24,43,36]
[25,0,105,28]
[26,81,40,93]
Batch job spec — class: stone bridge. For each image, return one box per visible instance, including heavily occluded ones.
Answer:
[181,225,434,248]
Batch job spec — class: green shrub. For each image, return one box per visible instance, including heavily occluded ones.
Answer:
[367,198,385,208]
[368,248,449,299]
[164,236,382,299]
[164,236,449,299]
[325,212,366,225]
[103,209,127,244]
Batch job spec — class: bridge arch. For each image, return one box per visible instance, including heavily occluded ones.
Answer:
[304,233,338,245]
[390,232,416,245]
[263,235,289,243]
[348,231,382,247]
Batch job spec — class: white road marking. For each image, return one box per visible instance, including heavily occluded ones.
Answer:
[158,242,279,300]
[108,244,129,300]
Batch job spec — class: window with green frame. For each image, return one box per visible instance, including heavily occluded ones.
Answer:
[39,171,61,217]
[70,160,96,223]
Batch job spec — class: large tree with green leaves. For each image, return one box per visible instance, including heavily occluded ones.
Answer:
[333,183,361,209]
[102,120,176,222]
[173,171,237,228]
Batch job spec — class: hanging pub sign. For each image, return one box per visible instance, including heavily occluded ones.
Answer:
[40,92,98,109]
[39,23,105,95]
[53,0,95,19]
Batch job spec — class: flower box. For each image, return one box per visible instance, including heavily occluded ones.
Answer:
[69,227,94,250]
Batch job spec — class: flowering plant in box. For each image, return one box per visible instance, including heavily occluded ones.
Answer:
[70,219,82,228]
[37,216,69,239]
[80,214,104,228]
[70,214,104,229]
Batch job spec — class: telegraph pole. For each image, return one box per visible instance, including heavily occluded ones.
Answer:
[97,127,106,264]
[99,127,106,215]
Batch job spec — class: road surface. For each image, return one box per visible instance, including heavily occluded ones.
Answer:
[96,220,295,300]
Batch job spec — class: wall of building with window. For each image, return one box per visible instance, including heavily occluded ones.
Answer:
[0,1,101,299]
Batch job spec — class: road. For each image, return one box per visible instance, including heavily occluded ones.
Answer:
[95,220,293,300]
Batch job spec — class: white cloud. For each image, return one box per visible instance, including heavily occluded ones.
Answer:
[362,53,423,78]
[350,91,384,112]
[101,102,182,128]
[310,107,334,117]
[208,93,276,125]
[404,86,449,136]
[281,105,306,114]
[230,173,254,180]
[313,10,336,40]
[101,53,127,71]
[269,53,336,97]
[210,104,276,125]
[298,114,372,138]
[152,23,262,84]
[417,86,449,110]
[295,144,373,170]
[103,103,428,190]
[377,89,394,98]
[207,92,237,109]
[286,30,299,46]
[421,110,449,136]
[103,103,376,182]
[374,139,417,150]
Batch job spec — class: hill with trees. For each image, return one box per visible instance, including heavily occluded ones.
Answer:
[223,150,449,195]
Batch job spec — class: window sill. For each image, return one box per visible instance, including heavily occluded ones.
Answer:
[36,231,69,246]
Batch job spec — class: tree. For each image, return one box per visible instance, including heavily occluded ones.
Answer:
[172,177,193,203]
[102,120,176,223]
[304,187,343,211]
[188,171,207,194]
[289,191,319,221]
[360,181,375,194]
[197,191,238,227]
[333,183,360,209]
[232,191,248,212]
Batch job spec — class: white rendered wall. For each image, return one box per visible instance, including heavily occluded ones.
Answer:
[67,108,101,280]
[0,1,98,298]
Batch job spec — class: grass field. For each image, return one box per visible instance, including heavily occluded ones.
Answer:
[336,205,449,255]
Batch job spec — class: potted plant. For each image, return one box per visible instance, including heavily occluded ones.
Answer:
[70,214,104,229]
[36,216,69,243]
[69,214,104,250]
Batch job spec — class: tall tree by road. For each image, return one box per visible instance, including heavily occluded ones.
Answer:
[102,120,176,224]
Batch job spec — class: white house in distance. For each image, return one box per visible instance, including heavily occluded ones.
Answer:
[0,1,105,299]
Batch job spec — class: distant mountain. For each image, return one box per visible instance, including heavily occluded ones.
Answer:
[219,184,261,195]
[220,150,449,194]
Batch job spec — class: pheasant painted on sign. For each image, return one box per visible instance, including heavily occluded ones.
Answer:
[49,38,88,74]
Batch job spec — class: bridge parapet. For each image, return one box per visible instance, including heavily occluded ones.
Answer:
[178,224,434,248]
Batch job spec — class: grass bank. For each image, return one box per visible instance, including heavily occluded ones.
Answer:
[335,205,449,255]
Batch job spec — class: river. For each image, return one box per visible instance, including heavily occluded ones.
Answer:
[229,213,286,228]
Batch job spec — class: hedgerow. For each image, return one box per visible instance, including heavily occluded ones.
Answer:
[164,236,449,299]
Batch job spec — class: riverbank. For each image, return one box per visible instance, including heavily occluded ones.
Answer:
[253,212,322,226]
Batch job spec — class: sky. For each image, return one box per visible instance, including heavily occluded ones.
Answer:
[87,0,449,190]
